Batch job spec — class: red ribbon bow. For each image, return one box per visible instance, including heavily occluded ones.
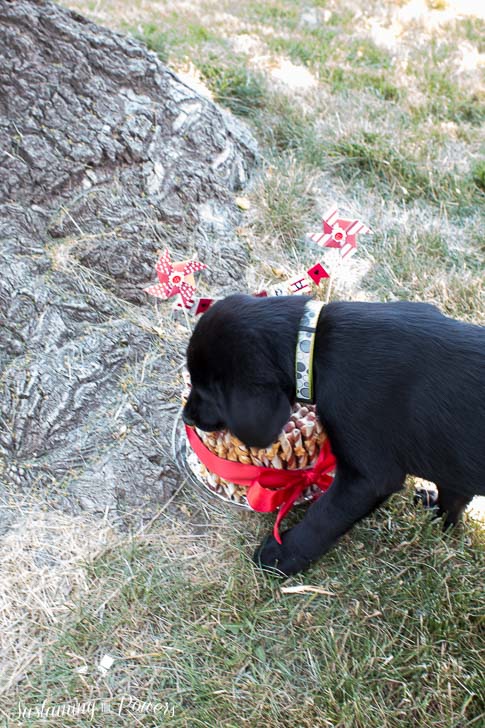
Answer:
[185,425,336,544]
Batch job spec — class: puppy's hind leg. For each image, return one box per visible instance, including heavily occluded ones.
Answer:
[436,486,473,529]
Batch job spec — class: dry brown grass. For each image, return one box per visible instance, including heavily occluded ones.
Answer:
[0,500,116,693]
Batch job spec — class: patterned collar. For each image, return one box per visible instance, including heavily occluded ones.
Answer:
[295,300,324,404]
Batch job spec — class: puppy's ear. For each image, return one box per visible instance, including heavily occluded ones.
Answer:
[226,386,291,448]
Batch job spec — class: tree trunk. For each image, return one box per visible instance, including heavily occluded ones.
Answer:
[0,0,258,531]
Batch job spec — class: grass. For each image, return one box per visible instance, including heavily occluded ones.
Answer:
[366,228,485,320]
[408,40,485,125]
[6,0,485,725]
[124,17,224,65]
[267,29,337,67]
[455,16,485,52]
[252,155,318,248]
[130,22,171,63]
[248,1,301,29]
[198,58,268,117]
[7,490,485,727]
[472,160,485,192]
[315,131,483,206]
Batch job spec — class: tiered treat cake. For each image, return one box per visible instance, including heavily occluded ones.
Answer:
[185,402,330,508]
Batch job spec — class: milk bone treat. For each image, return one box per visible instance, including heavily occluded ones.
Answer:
[185,398,329,507]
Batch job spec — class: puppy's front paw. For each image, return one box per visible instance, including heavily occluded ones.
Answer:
[253,532,311,578]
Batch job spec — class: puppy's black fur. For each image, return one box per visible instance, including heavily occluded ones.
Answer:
[183,294,485,576]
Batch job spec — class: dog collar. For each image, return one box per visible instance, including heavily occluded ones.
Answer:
[295,300,324,404]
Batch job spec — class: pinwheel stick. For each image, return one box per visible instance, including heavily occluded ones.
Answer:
[180,300,193,332]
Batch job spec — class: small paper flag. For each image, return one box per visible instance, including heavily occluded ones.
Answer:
[173,295,215,314]
[194,297,214,315]
[307,263,330,285]
[287,274,312,295]
[269,284,288,297]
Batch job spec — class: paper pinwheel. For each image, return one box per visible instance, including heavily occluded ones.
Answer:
[144,249,207,309]
[309,206,370,259]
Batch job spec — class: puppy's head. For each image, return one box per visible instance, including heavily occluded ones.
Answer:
[183,294,305,447]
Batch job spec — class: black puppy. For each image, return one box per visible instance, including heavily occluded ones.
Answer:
[183,294,485,576]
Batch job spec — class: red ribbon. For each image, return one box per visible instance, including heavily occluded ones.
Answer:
[185,425,336,544]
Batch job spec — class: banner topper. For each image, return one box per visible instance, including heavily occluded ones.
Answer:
[145,206,369,317]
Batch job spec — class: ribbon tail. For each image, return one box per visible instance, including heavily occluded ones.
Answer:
[273,492,301,545]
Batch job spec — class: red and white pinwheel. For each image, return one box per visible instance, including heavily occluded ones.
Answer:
[309,206,370,259]
[144,249,207,309]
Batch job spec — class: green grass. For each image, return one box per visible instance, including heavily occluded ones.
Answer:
[366,229,485,320]
[415,68,485,126]
[254,93,314,153]
[125,17,224,64]
[454,16,485,52]
[248,1,300,29]
[254,115,482,212]
[7,492,484,727]
[345,38,392,69]
[327,68,402,100]
[252,155,318,248]
[199,59,268,117]
[130,22,171,63]
[315,131,482,206]
[407,40,485,125]
[472,160,485,193]
[267,27,397,102]
[267,30,337,68]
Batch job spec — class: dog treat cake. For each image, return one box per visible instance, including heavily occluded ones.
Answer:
[185,402,329,508]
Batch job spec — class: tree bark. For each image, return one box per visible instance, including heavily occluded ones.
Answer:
[0,0,258,531]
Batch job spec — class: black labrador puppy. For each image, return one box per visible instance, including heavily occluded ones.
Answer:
[183,294,485,576]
